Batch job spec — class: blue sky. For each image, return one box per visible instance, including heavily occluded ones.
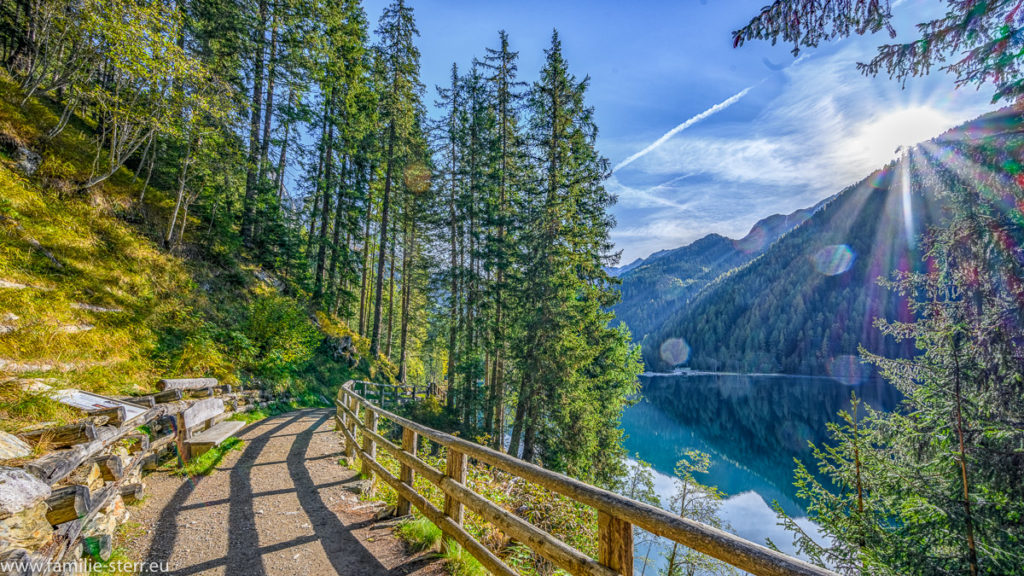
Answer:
[363,0,1001,262]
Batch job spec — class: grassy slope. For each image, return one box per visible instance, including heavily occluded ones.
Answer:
[0,72,378,433]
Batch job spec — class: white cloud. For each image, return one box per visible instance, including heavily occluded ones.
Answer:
[609,40,999,262]
[613,86,753,172]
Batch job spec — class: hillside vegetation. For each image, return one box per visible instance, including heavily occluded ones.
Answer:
[0,73,378,433]
[611,203,820,347]
[637,109,1022,375]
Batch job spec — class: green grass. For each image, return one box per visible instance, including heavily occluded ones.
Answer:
[227,401,294,424]
[397,515,443,553]
[0,68,381,435]
[441,542,488,576]
[174,437,244,477]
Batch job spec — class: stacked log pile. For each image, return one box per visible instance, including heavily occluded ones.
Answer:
[0,379,294,575]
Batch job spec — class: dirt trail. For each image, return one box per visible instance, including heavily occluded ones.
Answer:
[124,408,444,576]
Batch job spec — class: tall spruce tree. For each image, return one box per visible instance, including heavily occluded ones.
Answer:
[369,0,423,358]
[507,31,641,484]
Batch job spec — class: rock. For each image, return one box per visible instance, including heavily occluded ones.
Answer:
[0,501,53,552]
[0,432,32,460]
[0,467,51,518]
[373,505,396,521]
[13,147,41,176]
[0,548,46,576]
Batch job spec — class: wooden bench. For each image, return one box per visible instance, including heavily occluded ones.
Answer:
[175,398,245,461]
[186,421,245,458]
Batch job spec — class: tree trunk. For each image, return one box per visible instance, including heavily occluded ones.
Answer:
[276,87,294,202]
[370,121,396,357]
[242,0,268,244]
[166,141,193,248]
[313,95,335,302]
[385,219,397,359]
[327,156,349,311]
[358,177,374,336]
[951,333,979,576]
[258,21,278,183]
[398,216,415,383]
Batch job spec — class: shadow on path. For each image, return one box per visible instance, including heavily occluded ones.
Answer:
[143,409,430,576]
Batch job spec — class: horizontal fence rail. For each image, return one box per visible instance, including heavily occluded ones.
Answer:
[334,380,836,576]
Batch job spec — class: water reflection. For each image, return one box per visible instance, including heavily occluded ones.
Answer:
[622,373,901,516]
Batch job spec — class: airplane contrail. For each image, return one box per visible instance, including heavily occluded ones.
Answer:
[614,86,753,172]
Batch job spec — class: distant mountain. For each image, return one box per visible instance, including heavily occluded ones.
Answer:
[611,203,823,344]
[606,257,645,277]
[637,107,1021,375]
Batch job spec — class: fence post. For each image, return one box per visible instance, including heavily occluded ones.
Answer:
[346,394,359,459]
[361,407,378,490]
[442,447,467,551]
[598,510,633,576]
[396,426,418,516]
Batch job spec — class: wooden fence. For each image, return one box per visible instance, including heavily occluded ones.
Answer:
[335,380,837,576]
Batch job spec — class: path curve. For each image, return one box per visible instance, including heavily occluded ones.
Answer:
[123,408,444,576]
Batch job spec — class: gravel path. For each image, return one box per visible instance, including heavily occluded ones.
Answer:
[123,408,445,576]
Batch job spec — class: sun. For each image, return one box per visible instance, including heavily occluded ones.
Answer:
[843,106,956,166]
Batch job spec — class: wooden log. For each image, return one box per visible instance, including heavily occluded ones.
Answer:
[123,433,150,454]
[119,482,145,505]
[88,406,126,426]
[598,511,633,576]
[23,406,170,487]
[157,378,218,392]
[18,423,100,449]
[121,395,156,408]
[45,485,91,525]
[89,455,124,481]
[153,389,183,404]
[396,427,418,517]
[23,426,118,485]
[184,387,215,399]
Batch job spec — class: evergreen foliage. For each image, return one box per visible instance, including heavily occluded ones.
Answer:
[0,0,641,487]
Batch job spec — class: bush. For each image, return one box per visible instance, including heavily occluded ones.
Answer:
[241,292,320,377]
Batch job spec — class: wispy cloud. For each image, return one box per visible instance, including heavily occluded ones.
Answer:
[613,86,753,172]
[607,41,998,262]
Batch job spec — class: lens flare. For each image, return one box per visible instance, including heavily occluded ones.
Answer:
[811,244,856,276]
[827,354,867,386]
[660,337,690,366]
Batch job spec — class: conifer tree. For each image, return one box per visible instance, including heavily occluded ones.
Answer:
[369,0,423,358]
[508,31,641,484]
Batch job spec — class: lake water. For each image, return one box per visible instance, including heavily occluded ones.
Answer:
[620,373,901,567]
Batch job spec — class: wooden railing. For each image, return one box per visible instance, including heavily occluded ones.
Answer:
[335,380,837,576]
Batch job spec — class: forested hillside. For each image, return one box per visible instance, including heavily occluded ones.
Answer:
[642,108,1021,375]
[611,204,820,345]
[0,0,640,483]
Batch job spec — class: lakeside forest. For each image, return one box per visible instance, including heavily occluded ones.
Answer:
[0,0,1022,575]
